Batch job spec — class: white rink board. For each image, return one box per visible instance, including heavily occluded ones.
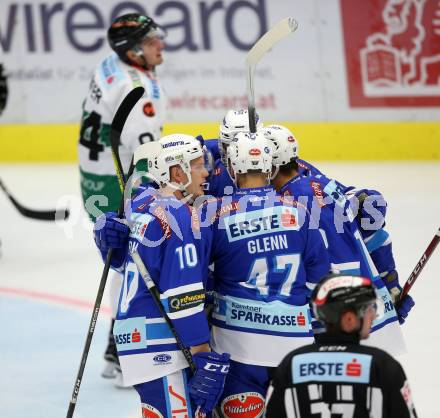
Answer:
[1,0,439,124]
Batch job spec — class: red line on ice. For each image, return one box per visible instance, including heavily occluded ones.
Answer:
[0,286,111,315]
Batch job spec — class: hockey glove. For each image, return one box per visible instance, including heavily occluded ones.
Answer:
[93,211,129,268]
[353,188,387,238]
[188,351,230,413]
[384,270,415,324]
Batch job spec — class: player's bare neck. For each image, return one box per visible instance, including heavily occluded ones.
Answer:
[237,173,268,189]
[159,185,180,199]
[273,172,293,192]
[128,54,154,73]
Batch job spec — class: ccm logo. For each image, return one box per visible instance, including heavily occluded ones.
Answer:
[204,362,229,373]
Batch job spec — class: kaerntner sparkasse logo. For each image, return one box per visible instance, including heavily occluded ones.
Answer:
[340,0,440,106]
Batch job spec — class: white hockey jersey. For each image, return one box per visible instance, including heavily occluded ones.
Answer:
[78,53,166,176]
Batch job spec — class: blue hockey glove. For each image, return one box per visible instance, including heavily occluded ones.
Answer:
[188,351,230,413]
[93,212,129,268]
[384,270,415,324]
[94,211,129,249]
[396,294,415,325]
[354,189,387,238]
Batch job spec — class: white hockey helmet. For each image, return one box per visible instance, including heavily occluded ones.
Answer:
[134,134,203,190]
[262,124,299,167]
[219,109,263,164]
[226,131,272,183]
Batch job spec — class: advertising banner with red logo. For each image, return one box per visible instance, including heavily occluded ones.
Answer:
[0,0,438,124]
[341,0,440,107]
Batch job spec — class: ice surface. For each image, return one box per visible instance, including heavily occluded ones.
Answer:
[0,162,439,417]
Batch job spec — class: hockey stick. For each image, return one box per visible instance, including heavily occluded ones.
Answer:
[66,86,145,418]
[0,177,69,221]
[399,227,440,302]
[246,17,298,133]
[110,129,197,373]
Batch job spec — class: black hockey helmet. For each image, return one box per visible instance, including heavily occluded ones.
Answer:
[107,13,164,61]
[311,274,377,325]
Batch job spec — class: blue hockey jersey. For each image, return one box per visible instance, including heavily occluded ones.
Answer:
[344,187,396,280]
[204,140,397,290]
[280,174,406,355]
[113,188,210,386]
[202,186,330,366]
[205,159,235,197]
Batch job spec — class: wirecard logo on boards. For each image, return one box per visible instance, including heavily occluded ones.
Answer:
[0,0,268,53]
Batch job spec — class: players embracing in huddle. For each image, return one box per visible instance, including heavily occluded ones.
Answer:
[94,108,416,416]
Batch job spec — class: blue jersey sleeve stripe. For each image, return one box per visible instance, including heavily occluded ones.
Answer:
[365,229,390,253]
[146,322,174,340]
[166,304,205,319]
[160,282,204,298]
[371,314,398,332]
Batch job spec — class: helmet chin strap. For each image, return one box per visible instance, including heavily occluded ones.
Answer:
[265,172,271,184]
[133,45,150,70]
[181,171,195,204]
[270,166,280,180]
[167,164,194,203]
[181,189,195,205]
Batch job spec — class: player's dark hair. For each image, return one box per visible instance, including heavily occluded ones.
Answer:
[278,159,298,176]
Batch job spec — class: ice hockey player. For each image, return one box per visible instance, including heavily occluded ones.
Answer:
[203,109,263,197]
[265,124,404,308]
[93,134,230,416]
[201,131,330,417]
[78,13,167,381]
[205,109,323,198]
[266,274,418,418]
[264,124,414,354]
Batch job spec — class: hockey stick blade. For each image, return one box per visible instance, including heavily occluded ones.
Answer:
[246,18,298,67]
[399,226,440,302]
[246,17,298,132]
[0,177,69,221]
[66,87,144,418]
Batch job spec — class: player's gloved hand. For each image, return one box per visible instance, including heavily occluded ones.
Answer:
[352,188,387,238]
[384,270,415,324]
[188,351,230,413]
[93,212,129,268]
[94,211,129,249]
